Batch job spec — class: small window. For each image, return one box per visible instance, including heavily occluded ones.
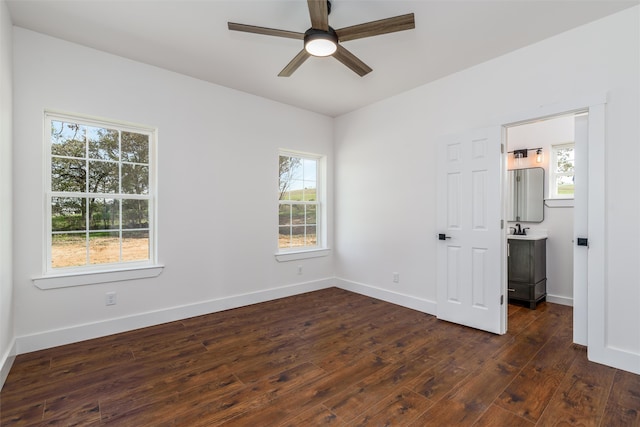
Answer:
[278,152,323,251]
[550,143,575,199]
[46,112,156,272]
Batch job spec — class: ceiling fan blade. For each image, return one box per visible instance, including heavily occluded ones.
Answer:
[333,45,372,77]
[228,22,304,40]
[278,50,311,77]
[335,13,415,42]
[307,0,329,30]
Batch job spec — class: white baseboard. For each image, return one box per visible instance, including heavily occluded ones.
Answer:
[15,278,335,355]
[0,338,17,391]
[546,293,573,306]
[335,278,437,316]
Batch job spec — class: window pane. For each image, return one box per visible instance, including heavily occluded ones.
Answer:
[287,180,304,201]
[88,126,119,161]
[306,205,316,225]
[122,132,149,163]
[89,198,119,230]
[556,175,575,196]
[122,199,149,229]
[303,158,316,182]
[278,226,291,248]
[122,230,149,262]
[52,197,85,231]
[52,233,87,268]
[51,121,86,158]
[291,204,305,225]
[306,226,317,246]
[279,204,291,226]
[52,157,86,192]
[279,155,302,200]
[290,226,305,247]
[303,185,317,202]
[89,232,120,264]
[88,160,119,193]
[555,147,574,173]
[122,164,149,194]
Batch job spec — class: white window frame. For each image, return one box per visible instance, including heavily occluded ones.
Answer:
[549,142,575,199]
[276,150,329,262]
[34,111,162,289]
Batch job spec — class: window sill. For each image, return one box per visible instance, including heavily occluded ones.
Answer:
[33,265,164,289]
[545,198,574,208]
[275,248,330,262]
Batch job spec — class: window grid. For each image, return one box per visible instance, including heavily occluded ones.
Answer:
[46,113,155,271]
[278,153,320,251]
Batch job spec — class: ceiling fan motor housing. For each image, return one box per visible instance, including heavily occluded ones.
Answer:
[304,27,338,56]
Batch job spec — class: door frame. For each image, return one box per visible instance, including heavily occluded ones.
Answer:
[497,93,614,366]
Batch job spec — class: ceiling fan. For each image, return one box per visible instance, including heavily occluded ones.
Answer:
[228,0,415,77]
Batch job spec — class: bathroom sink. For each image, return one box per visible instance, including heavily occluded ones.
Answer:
[507,234,547,240]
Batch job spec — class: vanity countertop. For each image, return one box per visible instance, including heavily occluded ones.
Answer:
[507,234,548,241]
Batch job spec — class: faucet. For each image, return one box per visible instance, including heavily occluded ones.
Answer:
[510,223,530,235]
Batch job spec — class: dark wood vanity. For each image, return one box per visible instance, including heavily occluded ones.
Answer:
[507,237,547,309]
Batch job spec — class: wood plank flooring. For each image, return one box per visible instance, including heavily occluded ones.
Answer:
[1,287,639,426]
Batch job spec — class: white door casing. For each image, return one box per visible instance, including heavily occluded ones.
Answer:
[573,113,589,346]
[436,127,506,335]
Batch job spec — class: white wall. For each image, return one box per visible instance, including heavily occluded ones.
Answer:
[0,0,15,387]
[507,116,575,305]
[335,6,639,362]
[12,28,334,352]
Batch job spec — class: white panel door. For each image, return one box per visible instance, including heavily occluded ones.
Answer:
[436,127,506,334]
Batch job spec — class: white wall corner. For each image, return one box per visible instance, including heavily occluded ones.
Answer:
[15,278,336,355]
[0,338,17,392]
[335,278,438,316]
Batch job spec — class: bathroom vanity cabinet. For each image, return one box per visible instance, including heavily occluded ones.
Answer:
[507,237,547,309]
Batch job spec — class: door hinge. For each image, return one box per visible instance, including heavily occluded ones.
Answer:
[501,144,505,154]
[501,295,504,305]
[500,219,504,229]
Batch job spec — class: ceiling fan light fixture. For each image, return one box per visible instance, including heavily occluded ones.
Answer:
[304,28,338,57]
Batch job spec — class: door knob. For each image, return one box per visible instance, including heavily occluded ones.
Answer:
[438,234,451,241]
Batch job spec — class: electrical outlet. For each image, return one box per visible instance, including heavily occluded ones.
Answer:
[105,292,117,306]
[297,265,303,275]
[393,272,400,283]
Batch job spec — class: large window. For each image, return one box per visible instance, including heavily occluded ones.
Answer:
[278,152,322,251]
[46,112,156,272]
[550,143,575,199]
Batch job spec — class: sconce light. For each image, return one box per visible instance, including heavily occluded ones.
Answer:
[509,148,543,164]
[513,149,528,159]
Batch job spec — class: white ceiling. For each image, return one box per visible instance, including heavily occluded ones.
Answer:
[6,0,639,117]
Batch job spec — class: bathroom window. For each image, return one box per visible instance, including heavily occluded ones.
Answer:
[550,143,574,199]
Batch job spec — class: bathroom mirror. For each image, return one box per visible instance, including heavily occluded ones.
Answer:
[508,167,544,222]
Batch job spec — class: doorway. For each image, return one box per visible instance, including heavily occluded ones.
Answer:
[505,113,581,309]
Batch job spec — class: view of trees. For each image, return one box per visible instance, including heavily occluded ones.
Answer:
[50,119,151,267]
[278,155,318,248]
[554,145,575,196]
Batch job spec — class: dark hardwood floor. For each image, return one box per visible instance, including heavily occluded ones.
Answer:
[1,287,639,426]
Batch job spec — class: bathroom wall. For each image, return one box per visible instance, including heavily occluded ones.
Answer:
[506,115,575,305]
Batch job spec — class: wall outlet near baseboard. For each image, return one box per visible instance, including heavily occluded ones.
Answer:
[393,272,399,283]
[105,292,117,306]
